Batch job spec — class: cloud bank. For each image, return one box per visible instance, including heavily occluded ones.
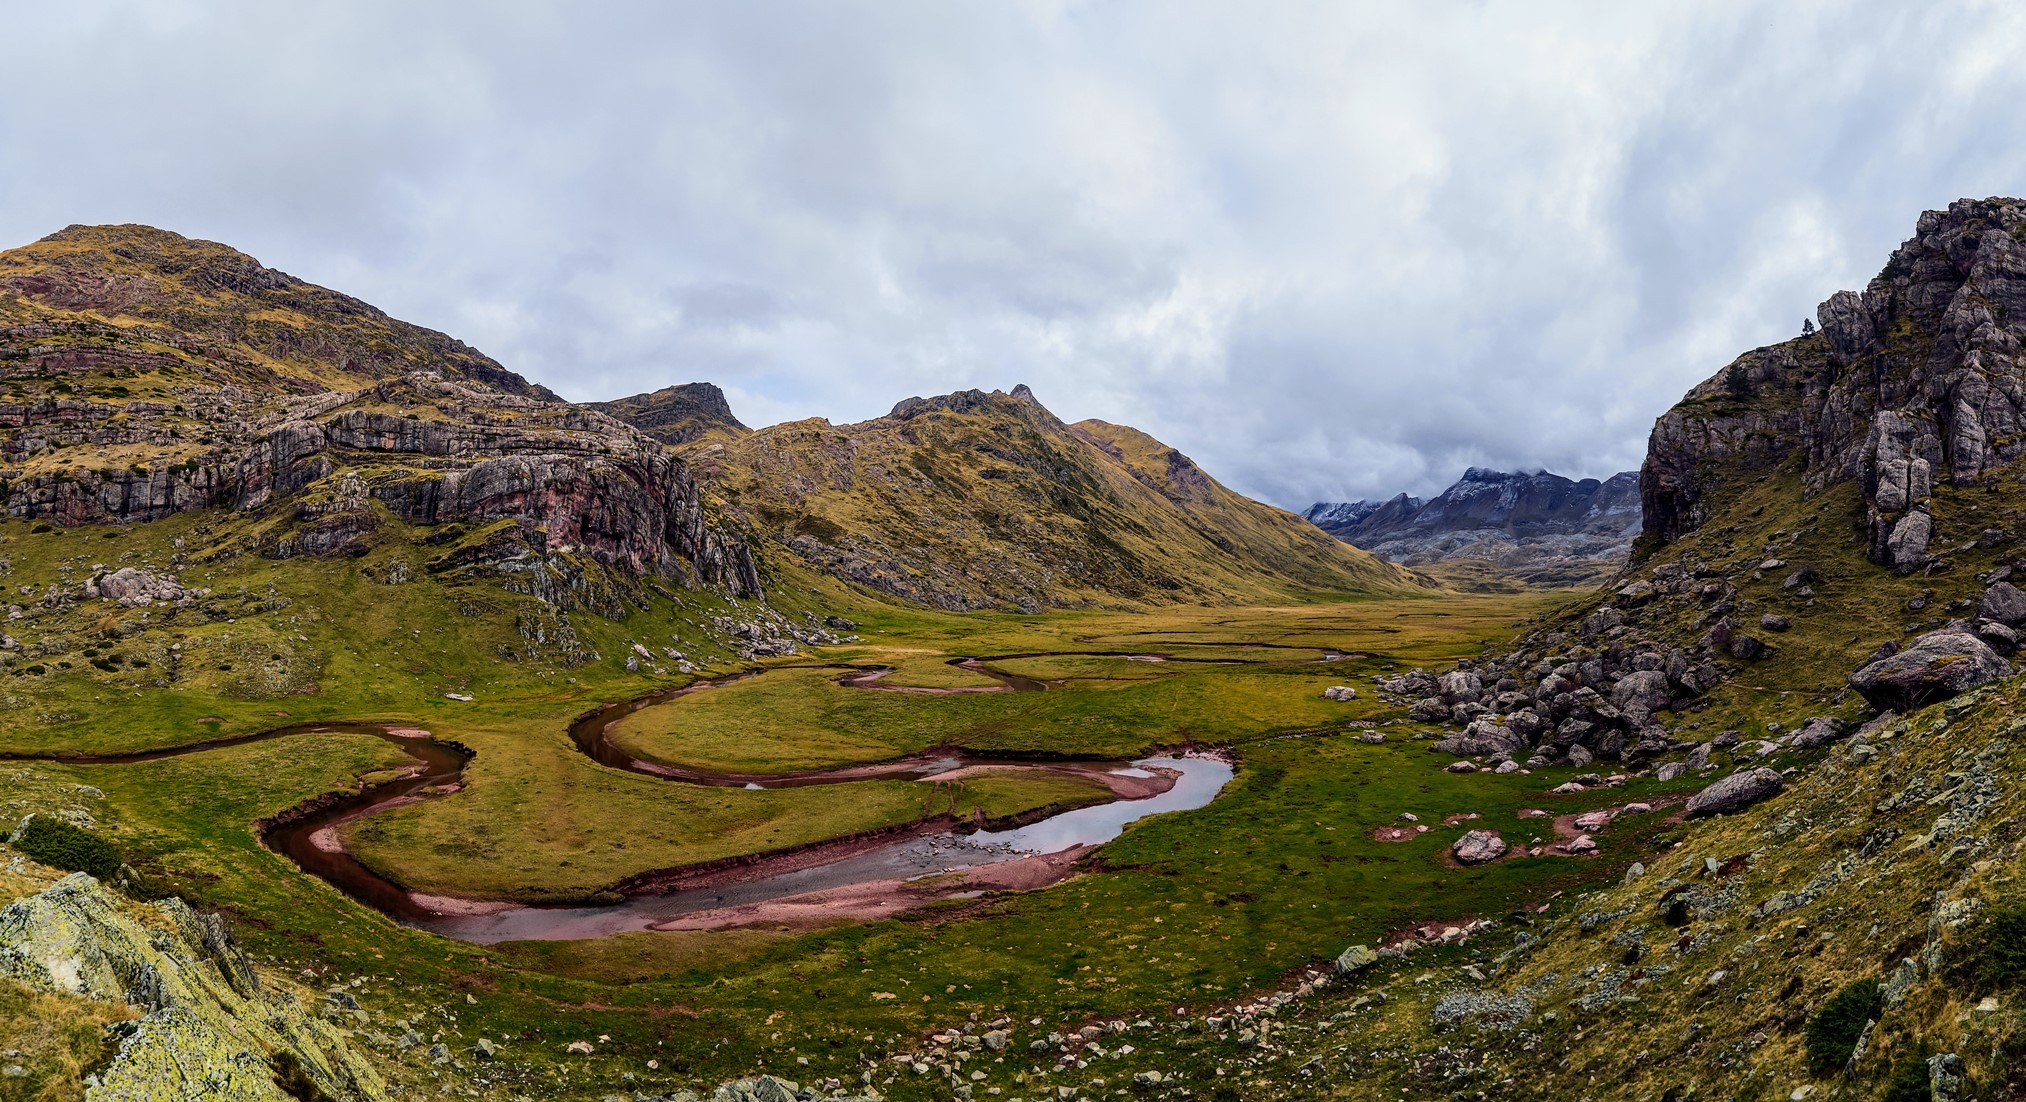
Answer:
[6,1,2026,508]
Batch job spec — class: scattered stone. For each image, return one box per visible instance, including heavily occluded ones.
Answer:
[1979,581,2026,625]
[1789,716,1847,749]
[1686,767,1786,817]
[1322,685,1357,702]
[1335,945,1380,974]
[1452,830,1508,864]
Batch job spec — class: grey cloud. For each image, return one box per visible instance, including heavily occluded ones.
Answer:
[6,1,2026,510]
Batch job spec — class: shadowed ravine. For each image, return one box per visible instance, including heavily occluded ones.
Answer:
[4,662,1234,944]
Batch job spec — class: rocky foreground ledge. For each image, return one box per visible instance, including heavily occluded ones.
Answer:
[0,872,392,1101]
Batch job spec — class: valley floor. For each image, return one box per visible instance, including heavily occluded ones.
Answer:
[1,581,1711,1100]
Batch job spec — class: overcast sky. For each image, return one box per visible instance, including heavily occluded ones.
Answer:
[6,2,2026,508]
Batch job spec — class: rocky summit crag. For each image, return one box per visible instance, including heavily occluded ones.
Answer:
[590,381,750,448]
[1642,196,2026,574]
[1306,467,1641,589]
[1386,199,2026,778]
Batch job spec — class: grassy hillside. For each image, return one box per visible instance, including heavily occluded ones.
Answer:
[691,385,1432,611]
[0,224,554,398]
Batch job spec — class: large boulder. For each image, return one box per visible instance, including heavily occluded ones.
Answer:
[1610,670,1671,721]
[1685,767,1786,817]
[1451,830,1508,864]
[1885,511,1933,572]
[1789,716,1848,750]
[1847,629,2012,712]
[1437,670,1484,703]
[1979,581,2026,626]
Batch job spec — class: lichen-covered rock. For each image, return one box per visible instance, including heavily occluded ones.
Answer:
[1611,670,1671,722]
[1335,944,1380,974]
[1452,830,1507,864]
[1847,629,2012,712]
[1789,716,1848,750]
[0,874,391,1102]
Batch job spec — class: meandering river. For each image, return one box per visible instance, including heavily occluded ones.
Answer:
[7,657,1236,943]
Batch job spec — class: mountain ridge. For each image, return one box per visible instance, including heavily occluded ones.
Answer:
[689,384,1432,610]
[1305,466,1640,588]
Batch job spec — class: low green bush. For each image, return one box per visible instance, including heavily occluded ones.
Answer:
[1960,904,2026,990]
[1880,1045,1931,1102]
[1803,977,1881,1072]
[8,816,122,880]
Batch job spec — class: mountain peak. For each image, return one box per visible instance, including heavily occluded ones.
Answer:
[885,386,1052,423]
[591,381,750,447]
[1308,467,1641,588]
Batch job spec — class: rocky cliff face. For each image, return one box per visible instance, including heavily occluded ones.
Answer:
[590,381,751,447]
[1643,197,2026,573]
[1305,468,1640,586]
[692,384,1427,610]
[1390,198,2026,772]
[0,226,758,613]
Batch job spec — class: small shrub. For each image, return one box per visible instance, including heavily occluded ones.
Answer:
[1803,977,1882,1072]
[1958,904,2026,990]
[1724,363,1753,400]
[1880,1044,1932,1102]
[8,816,121,880]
